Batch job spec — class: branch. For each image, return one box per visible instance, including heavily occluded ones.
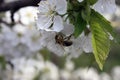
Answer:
[116,0,120,5]
[0,0,41,23]
[0,0,41,12]
[0,0,119,24]
[0,0,119,13]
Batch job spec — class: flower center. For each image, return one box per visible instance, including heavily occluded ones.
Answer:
[46,5,57,16]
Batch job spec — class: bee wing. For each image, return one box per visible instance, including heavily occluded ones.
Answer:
[47,39,65,56]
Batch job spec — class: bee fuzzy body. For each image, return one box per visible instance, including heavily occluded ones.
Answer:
[63,41,73,46]
[55,33,73,47]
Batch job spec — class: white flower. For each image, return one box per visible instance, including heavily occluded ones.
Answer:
[93,0,116,14]
[40,61,59,80]
[40,30,65,56]
[66,32,93,58]
[13,23,43,53]
[20,29,43,52]
[18,7,37,25]
[1,24,20,46]
[39,23,92,57]
[13,24,28,34]
[10,43,33,58]
[0,24,43,60]
[10,57,59,80]
[73,68,100,80]
[78,0,84,2]
[40,23,74,56]
[37,0,67,32]
[65,60,74,71]
[112,66,120,80]
[60,69,72,80]
[75,32,92,53]
[11,57,45,80]
[100,73,111,80]
[61,23,74,36]
[82,33,93,53]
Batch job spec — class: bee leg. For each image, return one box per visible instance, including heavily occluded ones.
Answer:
[60,44,65,51]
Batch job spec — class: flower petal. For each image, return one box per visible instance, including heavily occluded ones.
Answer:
[36,15,53,30]
[51,16,64,32]
[93,0,116,14]
[38,1,50,13]
[61,23,74,36]
[55,0,67,14]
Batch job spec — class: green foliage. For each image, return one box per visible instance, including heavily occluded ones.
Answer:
[67,0,118,70]
[115,34,120,44]
[86,0,98,5]
[40,48,51,60]
[74,13,87,38]
[90,10,111,70]
[0,56,6,70]
[90,10,115,37]
[81,3,91,23]
[72,53,95,69]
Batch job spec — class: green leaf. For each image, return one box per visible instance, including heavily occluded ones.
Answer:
[91,9,115,38]
[74,13,87,38]
[81,7,91,23]
[91,9,120,44]
[81,1,91,23]
[90,20,110,70]
[0,56,6,69]
[87,0,98,5]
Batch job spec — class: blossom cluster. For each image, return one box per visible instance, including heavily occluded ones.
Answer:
[0,0,117,71]
[37,0,116,32]
[0,7,43,60]
[0,3,94,59]
[0,1,119,80]
[36,0,116,57]
[1,55,120,80]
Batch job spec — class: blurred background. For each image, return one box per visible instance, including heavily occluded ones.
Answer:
[0,0,120,80]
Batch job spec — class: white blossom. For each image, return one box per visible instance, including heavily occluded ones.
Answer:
[65,60,74,71]
[112,66,120,80]
[20,29,43,52]
[40,30,65,56]
[93,0,116,14]
[60,70,72,80]
[18,7,37,25]
[66,32,93,58]
[11,57,45,80]
[73,68,100,80]
[0,24,43,60]
[100,73,111,80]
[39,23,75,56]
[78,0,84,3]
[37,0,67,32]
[82,33,93,53]
[39,24,92,57]
[40,61,59,80]
[9,57,59,80]
[61,23,74,36]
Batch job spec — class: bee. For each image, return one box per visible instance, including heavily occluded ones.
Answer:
[55,33,73,47]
